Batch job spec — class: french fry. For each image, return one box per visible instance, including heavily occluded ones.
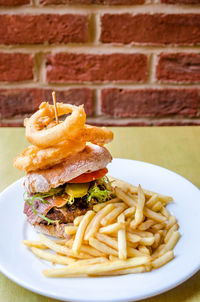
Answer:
[148,246,152,254]
[93,198,120,212]
[84,204,115,240]
[138,246,150,255]
[89,238,118,256]
[72,210,95,255]
[123,207,136,218]
[65,239,74,247]
[93,203,105,212]
[107,231,138,248]
[152,233,161,249]
[98,233,138,251]
[130,220,137,230]
[152,244,165,258]
[95,233,118,250]
[127,242,139,249]
[158,229,164,238]
[54,240,67,246]
[65,226,78,235]
[166,216,177,229]
[151,222,166,231]
[80,245,105,257]
[22,239,67,249]
[152,201,162,212]
[39,234,91,259]
[145,194,158,208]
[127,246,145,257]
[127,228,154,238]
[145,264,152,272]
[101,204,126,226]
[164,224,179,244]
[99,222,124,234]
[108,176,173,203]
[109,255,118,261]
[67,239,105,258]
[74,257,109,266]
[43,256,151,277]
[162,229,167,237]
[146,190,173,204]
[161,231,180,254]
[112,202,127,207]
[126,218,132,226]
[115,187,137,207]
[152,251,174,268]
[138,219,155,231]
[74,215,84,226]
[31,247,75,265]
[161,206,170,218]
[90,265,146,276]
[126,232,141,244]
[140,237,155,246]
[143,207,167,223]
[23,240,47,249]
[118,214,127,260]
[127,192,139,203]
[131,185,145,228]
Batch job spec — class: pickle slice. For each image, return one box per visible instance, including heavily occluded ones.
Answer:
[65,183,90,198]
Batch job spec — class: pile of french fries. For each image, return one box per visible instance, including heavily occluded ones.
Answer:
[23,177,180,277]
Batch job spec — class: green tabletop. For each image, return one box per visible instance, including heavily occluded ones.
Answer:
[0,127,200,302]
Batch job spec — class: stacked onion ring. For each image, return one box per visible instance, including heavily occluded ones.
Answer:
[13,102,113,172]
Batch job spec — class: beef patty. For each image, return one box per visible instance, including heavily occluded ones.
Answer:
[24,195,92,226]
[44,206,89,225]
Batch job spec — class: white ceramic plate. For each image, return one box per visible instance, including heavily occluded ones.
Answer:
[0,159,200,302]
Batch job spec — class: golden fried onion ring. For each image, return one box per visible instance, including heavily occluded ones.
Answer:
[40,123,113,146]
[14,102,114,172]
[13,124,113,172]
[13,140,86,172]
[81,125,113,146]
[25,102,86,148]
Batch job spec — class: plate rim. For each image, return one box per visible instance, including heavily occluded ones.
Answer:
[0,158,200,302]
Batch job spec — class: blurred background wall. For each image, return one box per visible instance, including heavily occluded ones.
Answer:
[0,0,200,127]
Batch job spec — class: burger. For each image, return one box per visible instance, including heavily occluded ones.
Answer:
[23,143,113,238]
[14,99,114,238]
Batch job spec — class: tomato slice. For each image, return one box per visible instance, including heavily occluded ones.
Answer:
[68,168,108,183]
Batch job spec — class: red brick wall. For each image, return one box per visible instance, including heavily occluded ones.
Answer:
[0,0,200,127]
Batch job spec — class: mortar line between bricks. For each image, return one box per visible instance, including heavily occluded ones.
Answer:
[0,83,199,89]
[92,89,101,116]
[40,54,47,84]
[146,53,153,84]
[149,53,157,84]
[93,13,101,44]
[95,89,102,116]
[31,0,36,6]
[0,45,199,54]
[1,4,200,14]
[33,54,38,83]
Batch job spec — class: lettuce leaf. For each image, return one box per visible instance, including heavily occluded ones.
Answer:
[86,183,110,203]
